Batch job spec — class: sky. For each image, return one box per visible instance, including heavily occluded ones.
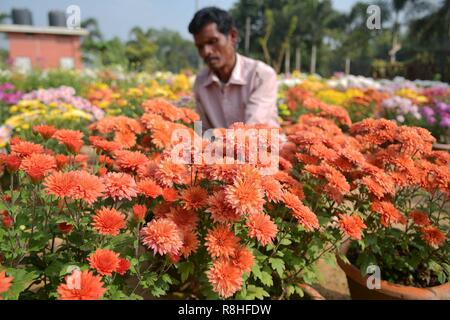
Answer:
[0,0,360,42]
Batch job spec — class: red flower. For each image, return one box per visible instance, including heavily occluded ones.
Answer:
[409,211,431,227]
[58,222,73,234]
[116,258,131,275]
[88,249,120,276]
[0,154,21,172]
[132,204,147,222]
[0,271,13,295]
[421,226,446,249]
[57,269,106,300]
[33,125,57,140]
[338,214,366,240]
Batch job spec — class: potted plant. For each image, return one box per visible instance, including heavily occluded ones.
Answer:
[284,114,449,300]
[0,100,334,300]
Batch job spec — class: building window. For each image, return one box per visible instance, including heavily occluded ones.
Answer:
[60,57,75,69]
[14,57,31,73]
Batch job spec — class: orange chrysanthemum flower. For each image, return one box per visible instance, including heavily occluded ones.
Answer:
[225,177,264,216]
[70,170,105,204]
[10,141,44,157]
[206,190,242,223]
[0,154,21,172]
[116,258,131,275]
[207,260,243,298]
[338,214,367,240]
[420,226,446,249]
[261,177,284,203]
[55,154,68,170]
[92,207,126,236]
[114,150,149,173]
[162,188,179,202]
[205,225,240,259]
[245,213,278,246]
[141,218,183,256]
[43,171,77,198]
[179,229,200,258]
[53,129,84,153]
[231,245,255,273]
[33,125,57,140]
[21,153,56,182]
[371,200,407,227]
[57,269,106,300]
[88,249,121,276]
[89,136,122,153]
[282,192,319,231]
[180,186,208,210]
[0,271,13,295]
[132,204,147,222]
[154,160,189,187]
[137,178,163,198]
[408,211,431,227]
[167,207,199,232]
[103,172,138,201]
[114,130,137,148]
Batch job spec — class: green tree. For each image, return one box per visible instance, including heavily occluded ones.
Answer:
[80,18,104,66]
[147,28,198,72]
[125,27,158,72]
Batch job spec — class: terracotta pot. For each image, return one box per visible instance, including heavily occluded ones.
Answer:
[337,241,450,300]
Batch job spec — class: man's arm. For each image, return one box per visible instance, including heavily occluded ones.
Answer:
[245,64,280,128]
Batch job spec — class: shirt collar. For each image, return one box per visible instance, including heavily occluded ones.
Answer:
[203,53,247,87]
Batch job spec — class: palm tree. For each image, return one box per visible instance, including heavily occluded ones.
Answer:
[409,0,450,44]
[80,18,104,66]
[126,27,157,71]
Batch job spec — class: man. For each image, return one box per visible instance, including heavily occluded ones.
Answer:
[188,7,279,132]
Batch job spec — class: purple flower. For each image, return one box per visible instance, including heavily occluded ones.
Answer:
[440,115,450,128]
[421,106,435,118]
[436,102,449,114]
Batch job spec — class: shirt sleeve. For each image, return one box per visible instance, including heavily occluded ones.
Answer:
[244,64,280,128]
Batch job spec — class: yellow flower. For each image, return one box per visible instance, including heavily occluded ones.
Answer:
[316,89,347,106]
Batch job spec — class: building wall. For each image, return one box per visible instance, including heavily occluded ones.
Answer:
[7,32,83,70]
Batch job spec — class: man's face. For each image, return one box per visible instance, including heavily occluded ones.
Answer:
[194,23,237,72]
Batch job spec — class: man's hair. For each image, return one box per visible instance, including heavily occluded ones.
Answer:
[188,7,235,36]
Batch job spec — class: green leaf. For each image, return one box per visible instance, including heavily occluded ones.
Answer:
[269,258,285,278]
[259,271,273,287]
[251,264,262,281]
[246,285,270,300]
[177,261,194,283]
[279,238,292,246]
[2,269,39,300]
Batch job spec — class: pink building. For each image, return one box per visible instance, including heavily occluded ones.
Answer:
[0,24,88,71]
